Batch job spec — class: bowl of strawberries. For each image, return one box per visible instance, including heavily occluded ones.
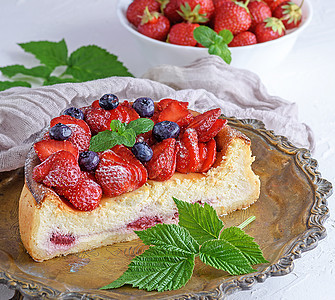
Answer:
[117,0,312,72]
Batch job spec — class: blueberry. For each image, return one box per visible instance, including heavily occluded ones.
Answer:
[132,97,155,117]
[99,94,119,110]
[131,142,153,162]
[78,151,100,171]
[49,123,72,140]
[63,107,84,120]
[152,121,180,142]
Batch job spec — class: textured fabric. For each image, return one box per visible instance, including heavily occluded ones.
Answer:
[0,56,314,172]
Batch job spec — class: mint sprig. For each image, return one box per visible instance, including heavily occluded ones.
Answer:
[89,118,154,152]
[193,26,233,64]
[101,198,268,292]
[0,39,133,92]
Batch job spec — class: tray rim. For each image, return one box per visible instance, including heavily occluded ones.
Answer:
[0,116,332,299]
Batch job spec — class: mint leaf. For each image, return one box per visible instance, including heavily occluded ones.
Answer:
[110,119,125,133]
[43,76,79,86]
[135,223,199,255]
[208,41,232,64]
[218,29,234,44]
[126,118,154,135]
[19,39,68,69]
[0,81,31,91]
[173,198,223,244]
[199,239,256,275]
[89,130,119,152]
[64,45,133,81]
[101,247,195,292]
[0,65,52,79]
[220,227,269,265]
[119,128,136,147]
[193,25,217,48]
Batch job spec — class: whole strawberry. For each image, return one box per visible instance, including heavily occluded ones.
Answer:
[213,1,252,35]
[168,23,200,46]
[248,0,272,32]
[254,17,285,42]
[228,31,257,47]
[138,8,171,41]
[162,0,183,24]
[263,0,287,12]
[212,0,232,9]
[177,0,215,23]
[273,1,303,30]
[126,0,160,27]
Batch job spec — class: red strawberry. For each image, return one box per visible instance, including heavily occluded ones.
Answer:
[213,2,252,35]
[138,8,171,41]
[254,17,285,42]
[248,0,272,32]
[120,101,140,122]
[228,31,257,47]
[126,0,160,27]
[168,23,200,46]
[34,139,79,161]
[84,107,112,134]
[263,0,286,11]
[177,0,215,23]
[272,1,303,30]
[198,118,227,142]
[145,138,178,181]
[158,101,194,127]
[33,150,81,188]
[176,128,200,173]
[162,0,183,24]
[157,98,189,111]
[212,0,232,9]
[66,123,91,152]
[196,138,216,172]
[50,115,91,135]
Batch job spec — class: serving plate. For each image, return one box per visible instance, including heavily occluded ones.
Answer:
[0,117,332,299]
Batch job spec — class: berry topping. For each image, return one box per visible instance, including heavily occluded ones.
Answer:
[157,98,189,111]
[79,151,100,171]
[49,123,72,140]
[152,121,180,142]
[50,115,91,135]
[197,118,227,142]
[50,233,75,246]
[65,123,91,152]
[157,100,194,127]
[63,107,84,120]
[132,97,155,118]
[131,142,153,163]
[127,216,163,231]
[99,94,119,110]
[196,138,217,172]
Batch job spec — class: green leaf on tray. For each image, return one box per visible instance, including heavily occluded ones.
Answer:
[0,80,31,91]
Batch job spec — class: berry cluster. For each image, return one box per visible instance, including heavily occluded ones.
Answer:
[32,95,227,212]
[126,0,304,47]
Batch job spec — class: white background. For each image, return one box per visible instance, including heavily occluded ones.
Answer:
[0,0,334,299]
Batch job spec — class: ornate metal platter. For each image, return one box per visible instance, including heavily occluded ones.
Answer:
[0,117,332,299]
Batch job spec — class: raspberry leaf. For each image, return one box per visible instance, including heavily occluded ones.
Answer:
[0,65,52,79]
[43,76,80,86]
[173,197,223,244]
[0,81,31,91]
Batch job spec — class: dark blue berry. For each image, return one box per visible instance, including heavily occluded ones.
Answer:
[152,121,180,142]
[63,107,84,120]
[132,97,155,117]
[131,142,153,162]
[49,123,72,140]
[78,151,100,171]
[99,94,119,110]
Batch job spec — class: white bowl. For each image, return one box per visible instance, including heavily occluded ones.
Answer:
[117,0,312,72]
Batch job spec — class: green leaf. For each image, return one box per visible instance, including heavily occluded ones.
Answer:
[135,224,199,255]
[0,81,31,91]
[89,130,120,152]
[64,45,133,81]
[199,239,256,275]
[43,76,79,86]
[110,119,125,133]
[126,118,154,135]
[0,64,52,79]
[220,227,269,265]
[218,29,234,44]
[119,128,136,147]
[101,247,195,292]
[173,198,223,245]
[208,42,232,64]
[193,26,218,48]
[19,39,68,69]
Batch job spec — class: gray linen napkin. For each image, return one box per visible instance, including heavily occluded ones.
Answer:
[0,56,314,172]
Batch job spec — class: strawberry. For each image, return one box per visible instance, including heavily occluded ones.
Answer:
[168,23,200,46]
[157,98,189,111]
[138,9,171,41]
[196,138,216,172]
[158,101,194,127]
[176,128,200,173]
[162,0,183,24]
[126,0,160,27]
[33,150,81,188]
[197,118,227,142]
[50,115,91,135]
[263,0,286,11]
[145,138,178,181]
[34,139,79,161]
[177,0,215,23]
[272,1,303,30]
[254,17,285,42]
[212,0,232,9]
[120,101,140,122]
[248,0,272,32]
[65,123,91,152]
[84,107,112,134]
[228,31,257,47]
[213,2,252,35]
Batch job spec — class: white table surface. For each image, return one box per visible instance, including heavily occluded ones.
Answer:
[0,0,334,299]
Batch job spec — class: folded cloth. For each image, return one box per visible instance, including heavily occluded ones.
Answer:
[0,56,314,172]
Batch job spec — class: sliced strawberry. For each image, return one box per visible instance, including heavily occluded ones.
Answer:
[84,107,112,134]
[136,130,155,146]
[120,101,140,122]
[145,138,178,181]
[176,128,200,173]
[92,100,100,108]
[158,101,194,127]
[66,123,91,152]
[197,138,217,173]
[33,150,81,188]
[51,115,91,135]
[157,98,189,111]
[34,139,79,161]
[198,118,227,142]
[187,108,221,137]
